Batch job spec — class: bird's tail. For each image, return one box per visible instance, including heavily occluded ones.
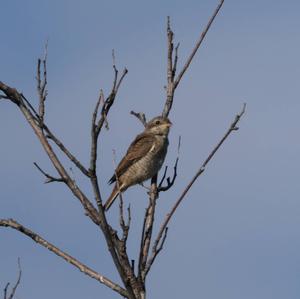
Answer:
[104,185,120,211]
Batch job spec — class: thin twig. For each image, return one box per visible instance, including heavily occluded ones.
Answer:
[85,67,137,298]
[158,166,168,189]
[145,227,168,275]
[130,111,147,127]
[172,43,180,81]
[89,90,105,210]
[0,219,128,298]
[89,65,127,209]
[112,149,128,240]
[174,0,224,89]
[43,124,90,177]
[36,41,48,122]
[115,68,128,94]
[96,68,128,135]
[3,258,22,299]
[149,103,246,272]
[163,17,175,118]
[33,162,65,183]
[158,136,181,192]
[138,175,158,283]
[167,16,174,88]
[0,81,100,225]
[92,90,104,134]
[4,283,9,299]
[111,149,131,243]
[157,157,179,192]
[21,94,40,120]
[162,0,224,117]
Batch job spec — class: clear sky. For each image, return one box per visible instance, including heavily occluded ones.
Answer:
[1,1,300,298]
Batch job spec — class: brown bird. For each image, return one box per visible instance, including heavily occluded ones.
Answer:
[104,116,172,211]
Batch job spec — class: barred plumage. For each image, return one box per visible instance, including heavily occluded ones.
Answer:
[104,116,171,211]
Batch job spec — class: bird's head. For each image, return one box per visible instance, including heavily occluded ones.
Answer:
[145,116,172,136]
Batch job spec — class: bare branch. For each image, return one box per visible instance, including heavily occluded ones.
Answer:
[23,96,90,179]
[119,200,131,243]
[150,103,246,272]
[157,157,179,192]
[33,162,65,183]
[0,82,22,105]
[138,136,180,278]
[2,7,230,296]
[112,149,130,242]
[162,0,224,117]
[174,0,224,89]
[137,206,147,281]
[36,41,48,122]
[21,94,40,120]
[167,16,174,88]
[130,111,147,127]
[92,90,104,132]
[94,67,128,137]
[3,283,9,299]
[100,61,126,129]
[109,148,131,244]
[145,227,168,275]
[89,65,128,211]
[89,89,105,210]
[0,81,100,225]
[162,17,175,118]
[43,124,90,177]
[87,73,139,299]
[158,136,180,192]
[15,59,83,179]
[172,43,180,81]
[1,51,90,180]
[138,175,158,283]
[3,258,22,299]
[1,80,139,298]
[115,68,128,95]
[0,219,128,298]
[112,49,116,67]
[157,165,168,188]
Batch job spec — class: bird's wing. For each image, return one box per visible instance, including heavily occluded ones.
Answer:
[109,133,155,184]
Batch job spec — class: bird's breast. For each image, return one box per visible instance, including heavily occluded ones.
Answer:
[122,136,168,187]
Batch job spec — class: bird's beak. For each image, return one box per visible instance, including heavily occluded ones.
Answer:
[167,121,172,127]
[164,122,172,128]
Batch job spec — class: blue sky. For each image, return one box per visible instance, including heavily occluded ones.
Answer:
[1,1,300,298]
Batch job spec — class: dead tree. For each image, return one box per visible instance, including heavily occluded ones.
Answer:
[0,1,245,298]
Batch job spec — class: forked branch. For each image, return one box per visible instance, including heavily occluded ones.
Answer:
[0,81,100,226]
[162,0,225,117]
[33,162,65,184]
[0,219,128,298]
[174,0,224,89]
[137,0,225,284]
[158,136,181,192]
[130,111,147,127]
[3,258,22,299]
[35,51,90,177]
[138,175,158,283]
[146,103,246,272]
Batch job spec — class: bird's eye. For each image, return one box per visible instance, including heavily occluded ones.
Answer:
[155,120,160,125]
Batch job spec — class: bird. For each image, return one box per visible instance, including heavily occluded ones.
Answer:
[104,116,172,211]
